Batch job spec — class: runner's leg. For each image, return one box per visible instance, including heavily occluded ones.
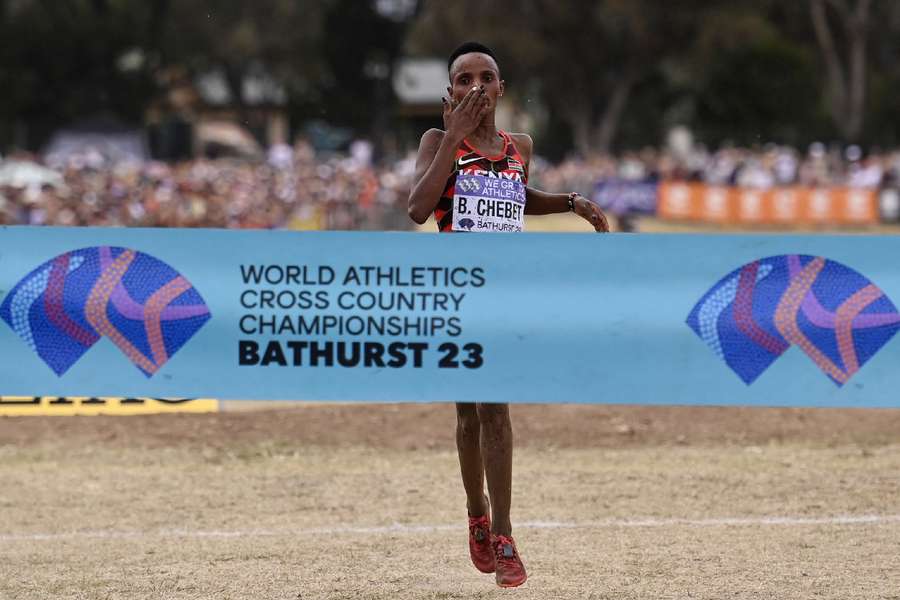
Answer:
[456,402,489,517]
[476,402,512,536]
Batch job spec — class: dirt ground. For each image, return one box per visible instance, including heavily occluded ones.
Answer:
[1,403,899,600]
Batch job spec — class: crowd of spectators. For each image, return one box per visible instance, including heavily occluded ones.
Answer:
[0,140,417,229]
[2,138,899,229]
[536,142,900,194]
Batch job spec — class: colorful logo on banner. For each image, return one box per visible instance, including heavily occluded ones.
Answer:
[687,255,900,386]
[0,247,211,377]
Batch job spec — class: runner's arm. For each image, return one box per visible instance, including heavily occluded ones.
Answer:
[512,134,566,215]
[524,189,573,215]
[408,88,489,224]
[511,134,562,214]
[514,133,608,231]
[525,187,610,231]
[407,128,462,224]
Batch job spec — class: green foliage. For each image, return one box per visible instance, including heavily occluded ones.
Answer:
[408,0,900,152]
[162,0,332,102]
[867,73,900,146]
[0,0,421,151]
[298,0,411,132]
[0,0,158,147]
[2,0,900,153]
[693,38,825,146]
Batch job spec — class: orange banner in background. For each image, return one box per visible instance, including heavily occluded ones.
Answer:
[658,183,878,226]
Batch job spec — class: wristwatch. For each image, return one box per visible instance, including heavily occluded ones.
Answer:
[567,192,577,212]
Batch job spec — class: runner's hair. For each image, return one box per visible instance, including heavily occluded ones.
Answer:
[448,42,498,74]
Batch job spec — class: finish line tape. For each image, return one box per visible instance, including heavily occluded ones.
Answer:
[2,227,900,406]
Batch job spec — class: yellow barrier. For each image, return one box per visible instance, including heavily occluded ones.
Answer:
[0,397,219,416]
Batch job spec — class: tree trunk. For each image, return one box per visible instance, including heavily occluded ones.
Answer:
[223,63,249,129]
[809,0,870,141]
[846,0,870,140]
[810,0,848,135]
[148,0,170,60]
[564,100,593,158]
[593,73,636,154]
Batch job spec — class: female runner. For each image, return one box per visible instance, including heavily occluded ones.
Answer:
[408,41,609,588]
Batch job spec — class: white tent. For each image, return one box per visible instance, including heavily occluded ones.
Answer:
[0,160,64,188]
[43,116,149,165]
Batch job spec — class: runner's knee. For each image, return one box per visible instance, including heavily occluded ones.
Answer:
[456,403,480,438]
[476,403,510,430]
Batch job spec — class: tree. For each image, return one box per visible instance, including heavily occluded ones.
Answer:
[163,0,420,153]
[0,0,160,150]
[315,0,421,152]
[693,37,821,145]
[162,0,333,125]
[809,0,872,141]
[408,0,733,155]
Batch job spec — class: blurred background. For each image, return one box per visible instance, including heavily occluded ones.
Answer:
[1,0,900,232]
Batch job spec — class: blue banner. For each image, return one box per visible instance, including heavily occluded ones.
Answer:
[592,179,658,215]
[2,226,900,407]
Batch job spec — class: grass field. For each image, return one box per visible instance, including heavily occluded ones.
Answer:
[1,403,899,599]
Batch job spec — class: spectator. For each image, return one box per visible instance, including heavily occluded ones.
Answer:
[2,138,898,229]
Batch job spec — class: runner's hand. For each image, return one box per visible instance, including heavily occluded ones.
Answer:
[572,194,610,232]
[442,86,490,143]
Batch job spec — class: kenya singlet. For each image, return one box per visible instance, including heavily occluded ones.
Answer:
[434,130,528,233]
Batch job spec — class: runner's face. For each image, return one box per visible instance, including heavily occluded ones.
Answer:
[448,53,504,111]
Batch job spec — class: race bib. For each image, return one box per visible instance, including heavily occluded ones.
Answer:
[452,174,526,232]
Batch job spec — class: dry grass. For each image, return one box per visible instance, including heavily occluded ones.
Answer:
[1,403,899,599]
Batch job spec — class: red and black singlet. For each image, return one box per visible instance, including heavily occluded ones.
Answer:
[434,130,528,232]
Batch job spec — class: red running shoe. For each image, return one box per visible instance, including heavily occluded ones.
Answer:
[467,514,495,573]
[491,534,527,588]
